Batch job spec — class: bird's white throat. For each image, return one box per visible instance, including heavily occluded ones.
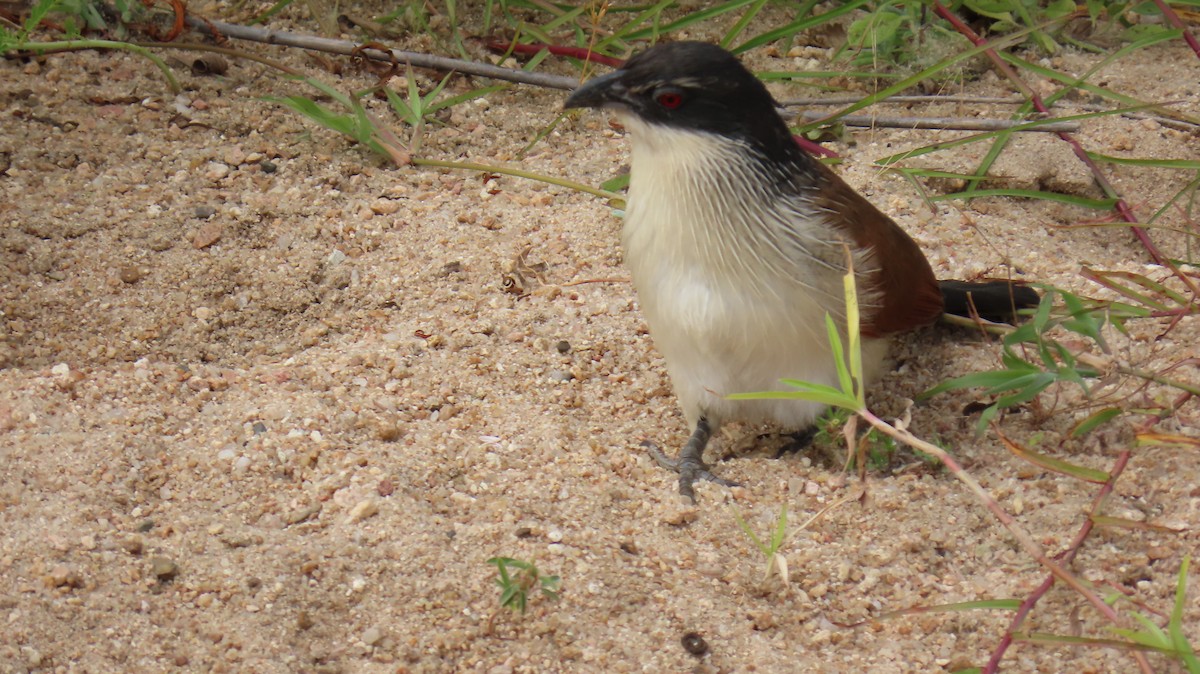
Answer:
[615,115,886,431]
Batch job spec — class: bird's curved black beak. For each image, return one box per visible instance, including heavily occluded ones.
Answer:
[564,70,627,110]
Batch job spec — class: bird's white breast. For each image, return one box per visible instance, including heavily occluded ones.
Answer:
[617,117,885,431]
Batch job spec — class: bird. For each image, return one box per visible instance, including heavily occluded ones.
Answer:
[564,41,1038,501]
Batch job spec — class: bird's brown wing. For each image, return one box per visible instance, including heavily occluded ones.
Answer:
[809,162,944,338]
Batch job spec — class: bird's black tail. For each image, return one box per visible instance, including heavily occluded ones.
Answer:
[939,280,1040,324]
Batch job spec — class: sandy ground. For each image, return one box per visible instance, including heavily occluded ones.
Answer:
[1,6,1198,673]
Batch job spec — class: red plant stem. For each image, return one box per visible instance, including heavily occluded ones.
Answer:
[485,41,625,68]
[982,451,1148,674]
[930,1,1170,268]
[1152,0,1200,60]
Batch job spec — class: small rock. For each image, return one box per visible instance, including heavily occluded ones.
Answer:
[285,503,322,526]
[223,148,246,166]
[259,160,278,174]
[121,536,144,556]
[192,221,223,249]
[118,265,144,283]
[1146,545,1172,560]
[681,632,709,657]
[548,370,573,382]
[663,507,698,527]
[150,556,178,581]
[376,423,402,442]
[362,626,383,646]
[44,563,82,589]
[346,499,379,524]
[555,340,571,354]
[749,610,777,630]
[369,198,401,215]
[194,205,217,219]
[204,161,230,181]
[376,478,395,497]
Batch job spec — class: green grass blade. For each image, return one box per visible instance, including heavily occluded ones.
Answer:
[998,434,1111,483]
[731,506,768,556]
[720,0,768,49]
[929,189,1117,210]
[733,0,870,54]
[729,384,860,411]
[1169,556,1199,671]
[620,0,757,43]
[874,105,1163,167]
[825,313,853,399]
[1070,407,1123,438]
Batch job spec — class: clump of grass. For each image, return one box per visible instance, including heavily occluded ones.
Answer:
[2,0,180,92]
[487,557,560,615]
[731,504,789,592]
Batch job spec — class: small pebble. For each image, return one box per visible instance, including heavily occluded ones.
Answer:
[194,205,217,219]
[285,503,322,526]
[119,265,144,283]
[259,160,277,174]
[150,556,178,581]
[346,498,379,523]
[370,198,401,215]
[192,221,223,249]
[121,536,144,555]
[204,162,230,181]
[681,632,709,657]
[362,626,383,646]
[44,564,82,589]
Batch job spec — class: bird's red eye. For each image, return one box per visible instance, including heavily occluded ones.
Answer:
[656,91,683,109]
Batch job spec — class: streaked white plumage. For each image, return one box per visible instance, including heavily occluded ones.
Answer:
[618,115,889,434]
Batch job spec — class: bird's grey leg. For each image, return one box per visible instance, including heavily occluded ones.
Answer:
[645,416,739,502]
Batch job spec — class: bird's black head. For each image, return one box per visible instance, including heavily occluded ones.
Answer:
[564,42,799,163]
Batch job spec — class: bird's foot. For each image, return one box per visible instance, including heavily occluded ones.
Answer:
[773,426,818,459]
[643,440,738,503]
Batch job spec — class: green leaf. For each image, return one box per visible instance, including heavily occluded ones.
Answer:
[1085,152,1200,170]
[729,383,860,411]
[1000,436,1111,483]
[1168,556,1199,670]
[600,173,630,193]
[734,0,870,53]
[921,368,1040,399]
[825,313,853,399]
[930,189,1118,210]
[769,504,788,554]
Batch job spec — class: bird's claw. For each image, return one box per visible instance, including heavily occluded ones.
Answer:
[643,440,738,502]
